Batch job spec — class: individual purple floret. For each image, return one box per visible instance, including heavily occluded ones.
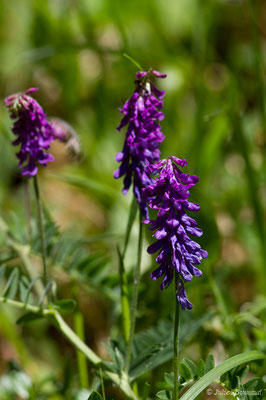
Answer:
[5,88,54,178]
[142,157,208,310]
[114,70,166,217]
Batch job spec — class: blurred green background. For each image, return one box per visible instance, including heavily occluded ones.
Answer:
[0,0,265,399]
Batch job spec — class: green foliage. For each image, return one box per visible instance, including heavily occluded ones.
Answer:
[53,299,77,313]
[87,391,103,400]
[104,340,125,376]
[129,312,213,379]
[16,312,44,325]
[156,351,264,400]
[0,265,30,303]
[0,0,266,398]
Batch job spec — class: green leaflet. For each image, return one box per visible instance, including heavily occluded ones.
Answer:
[16,312,44,325]
[87,391,103,400]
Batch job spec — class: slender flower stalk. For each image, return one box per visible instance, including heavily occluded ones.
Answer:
[24,180,32,241]
[143,156,208,310]
[33,175,49,292]
[114,70,166,217]
[125,212,143,372]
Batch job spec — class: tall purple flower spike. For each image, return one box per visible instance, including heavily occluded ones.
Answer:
[114,70,166,217]
[142,157,208,310]
[5,88,54,178]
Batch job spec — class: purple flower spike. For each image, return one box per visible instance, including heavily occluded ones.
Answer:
[114,70,166,217]
[143,157,208,310]
[5,88,54,178]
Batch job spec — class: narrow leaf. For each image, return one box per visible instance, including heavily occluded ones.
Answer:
[16,312,43,325]
[129,313,213,379]
[19,276,31,303]
[143,382,151,400]
[205,353,215,373]
[156,390,172,399]
[88,391,103,400]
[179,362,192,381]
[0,264,6,285]
[24,275,42,305]
[53,299,77,312]
[38,280,54,306]
[3,268,19,299]
[56,173,118,200]
[244,377,263,392]
[236,365,249,382]
[164,373,174,388]
[183,358,198,378]
[197,359,205,377]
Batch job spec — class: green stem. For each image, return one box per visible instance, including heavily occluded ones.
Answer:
[53,311,101,366]
[24,180,32,242]
[0,297,101,364]
[33,176,48,290]
[119,197,137,342]
[74,310,89,388]
[0,296,49,315]
[0,299,137,400]
[125,212,143,373]
[122,198,138,259]
[118,247,130,342]
[100,368,106,400]
[173,271,180,400]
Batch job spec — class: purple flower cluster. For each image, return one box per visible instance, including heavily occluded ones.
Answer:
[143,157,208,310]
[5,88,54,178]
[114,70,166,217]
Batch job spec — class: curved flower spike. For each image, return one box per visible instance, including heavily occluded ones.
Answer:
[114,70,166,217]
[5,88,54,178]
[143,157,208,310]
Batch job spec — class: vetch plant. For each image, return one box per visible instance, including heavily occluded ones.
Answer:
[5,88,55,292]
[114,69,167,374]
[143,156,208,399]
[0,71,264,400]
